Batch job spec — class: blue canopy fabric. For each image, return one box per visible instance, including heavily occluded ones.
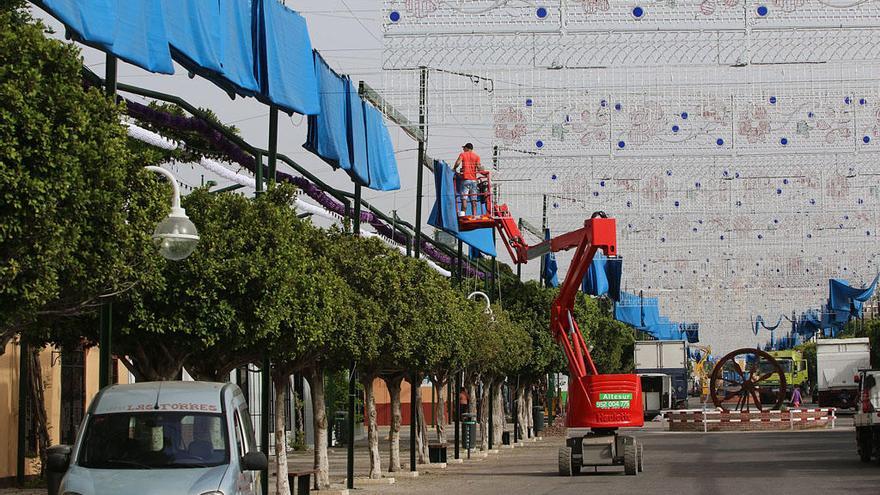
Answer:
[543,228,559,288]
[163,0,224,74]
[829,274,880,320]
[43,0,174,74]
[753,315,784,335]
[614,292,643,327]
[306,53,351,170]
[428,161,497,256]
[682,323,700,343]
[216,0,260,94]
[363,103,401,191]
[255,0,320,115]
[346,79,369,186]
[582,253,622,300]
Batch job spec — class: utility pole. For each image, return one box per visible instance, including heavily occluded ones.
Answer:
[539,195,548,287]
[99,53,117,391]
[413,67,428,259]
[347,362,356,489]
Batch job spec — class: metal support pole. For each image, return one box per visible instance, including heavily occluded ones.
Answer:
[347,362,356,489]
[405,233,412,257]
[457,240,464,286]
[454,373,461,459]
[260,357,270,495]
[491,257,498,300]
[516,219,523,281]
[513,381,519,444]
[104,53,117,97]
[267,107,279,188]
[16,339,28,486]
[492,145,499,171]
[254,152,263,194]
[539,195,548,287]
[410,372,417,471]
[98,303,113,388]
[353,183,362,236]
[414,67,428,259]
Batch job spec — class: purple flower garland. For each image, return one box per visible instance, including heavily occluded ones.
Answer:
[124,99,484,278]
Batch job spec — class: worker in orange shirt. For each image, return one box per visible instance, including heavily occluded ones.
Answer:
[453,143,483,215]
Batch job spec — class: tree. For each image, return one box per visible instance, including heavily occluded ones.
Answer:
[113,185,307,381]
[0,3,166,350]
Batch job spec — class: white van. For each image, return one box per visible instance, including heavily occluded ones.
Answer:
[48,381,267,495]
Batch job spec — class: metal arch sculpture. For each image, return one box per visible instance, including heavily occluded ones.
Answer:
[709,348,787,412]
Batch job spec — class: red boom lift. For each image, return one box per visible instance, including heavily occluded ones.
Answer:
[457,171,645,476]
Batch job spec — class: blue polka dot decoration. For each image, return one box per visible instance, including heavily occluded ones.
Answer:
[845,96,852,105]
[626,201,632,208]
[807,233,812,239]
[735,172,740,178]
[666,170,673,176]
[618,141,626,148]
[660,237,666,242]
[860,98,867,105]
[553,202,559,208]
[593,191,599,197]
[600,180,606,187]
[614,103,622,111]
[808,111,814,118]
[773,219,779,224]
[783,179,789,185]
[681,112,689,119]
[692,227,698,232]
[551,174,557,181]
[632,6,644,18]
[780,137,788,145]
[672,125,680,133]
[736,201,742,207]
[600,99,607,107]
[720,235,725,240]
[716,138,724,146]
[757,5,768,16]
[674,201,680,207]
[525,98,533,107]
[859,198,864,204]
[536,7,548,18]
[769,96,777,104]
[535,140,544,148]
[389,11,401,22]
[864,136,871,144]
[695,182,701,188]
[758,234,763,239]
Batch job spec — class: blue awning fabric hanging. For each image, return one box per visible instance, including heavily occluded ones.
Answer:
[428,161,497,256]
[829,273,880,320]
[43,0,174,74]
[254,0,320,115]
[345,79,370,186]
[306,53,351,170]
[543,228,559,288]
[582,252,622,301]
[363,103,401,191]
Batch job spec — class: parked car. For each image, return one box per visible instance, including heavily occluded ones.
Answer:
[48,381,267,495]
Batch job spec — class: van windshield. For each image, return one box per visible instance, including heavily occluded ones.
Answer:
[78,412,229,469]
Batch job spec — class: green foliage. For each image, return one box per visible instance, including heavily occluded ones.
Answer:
[795,341,817,389]
[0,6,166,342]
[115,185,311,380]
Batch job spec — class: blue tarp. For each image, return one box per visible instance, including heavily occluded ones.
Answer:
[346,79,369,185]
[829,274,880,320]
[543,229,559,288]
[162,0,260,94]
[306,53,350,170]
[363,103,401,191]
[43,0,174,74]
[428,161,497,256]
[682,323,700,343]
[255,0,320,115]
[614,292,643,327]
[582,253,622,300]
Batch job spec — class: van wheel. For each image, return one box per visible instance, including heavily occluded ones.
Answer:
[559,447,573,476]
[637,441,644,472]
[624,441,638,476]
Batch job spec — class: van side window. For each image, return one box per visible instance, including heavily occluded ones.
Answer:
[233,411,247,459]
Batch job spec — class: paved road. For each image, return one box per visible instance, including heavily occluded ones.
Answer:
[360,423,879,495]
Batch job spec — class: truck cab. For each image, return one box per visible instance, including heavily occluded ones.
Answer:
[48,382,267,495]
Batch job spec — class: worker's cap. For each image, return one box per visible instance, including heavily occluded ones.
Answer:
[463,143,474,150]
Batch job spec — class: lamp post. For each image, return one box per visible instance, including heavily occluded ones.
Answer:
[98,166,199,390]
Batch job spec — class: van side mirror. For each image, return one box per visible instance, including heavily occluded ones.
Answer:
[47,445,72,473]
[241,451,267,471]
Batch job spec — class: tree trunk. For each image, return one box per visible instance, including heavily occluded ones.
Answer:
[514,384,526,441]
[431,373,448,444]
[526,386,535,438]
[361,374,382,479]
[384,374,404,472]
[491,381,505,447]
[273,374,290,495]
[305,366,330,489]
[478,377,490,451]
[413,375,430,464]
[29,347,50,476]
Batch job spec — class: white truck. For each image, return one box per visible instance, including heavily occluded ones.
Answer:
[634,340,689,416]
[855,369,880,462]
[816,337,871,409]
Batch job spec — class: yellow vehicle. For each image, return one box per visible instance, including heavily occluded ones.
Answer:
[690,345,713,399]
[758,349,808,401]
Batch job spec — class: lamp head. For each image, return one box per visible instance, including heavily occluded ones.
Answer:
[152,207,199,261]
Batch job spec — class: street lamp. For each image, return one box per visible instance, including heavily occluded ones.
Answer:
[144,166,199,261]
[468,291,494,321]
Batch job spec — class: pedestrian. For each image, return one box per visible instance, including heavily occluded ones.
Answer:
[453,143,483,214]
[459,387,469,418]
[791,386,802,408]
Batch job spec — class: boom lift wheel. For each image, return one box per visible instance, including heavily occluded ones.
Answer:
[624,439,638,476]
[558,447,574,476]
